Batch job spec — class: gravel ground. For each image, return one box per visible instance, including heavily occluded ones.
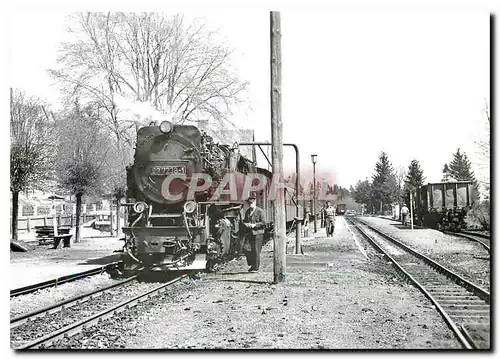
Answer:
[361,217,491,291]
[10,229,122,290]
[45,217,463,349]
[11,228,121,263]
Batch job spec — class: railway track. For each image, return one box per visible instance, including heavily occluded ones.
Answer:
[443,231,490,252]
[462,231,490,239]
[11,274,187,349]
[10,261,123,298]
[347,218,490,350]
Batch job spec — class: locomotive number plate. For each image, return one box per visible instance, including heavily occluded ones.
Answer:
[150,166,187,176]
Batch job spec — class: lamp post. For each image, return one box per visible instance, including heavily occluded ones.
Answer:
[311,154,317,233]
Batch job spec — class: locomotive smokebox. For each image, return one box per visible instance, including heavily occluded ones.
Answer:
[131,124,203,204]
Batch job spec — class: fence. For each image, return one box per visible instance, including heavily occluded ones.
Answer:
[13,212,122,234]
[18,203,105,217]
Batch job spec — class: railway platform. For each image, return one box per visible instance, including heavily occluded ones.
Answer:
[10,227,122,290]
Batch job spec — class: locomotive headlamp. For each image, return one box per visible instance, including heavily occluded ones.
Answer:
[133,201,148,214]
[183,201,196,214]
[159,121,173,134]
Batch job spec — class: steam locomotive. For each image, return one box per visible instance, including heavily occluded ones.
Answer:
[120,120,300,273]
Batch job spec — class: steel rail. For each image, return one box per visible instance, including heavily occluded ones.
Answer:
[461,231,490,240]
[459,325,478,350]
[10,261,123,298]
[15,274,188,350]
[11,276,136,328]
[443,231,490,252]
[347,219,475,349]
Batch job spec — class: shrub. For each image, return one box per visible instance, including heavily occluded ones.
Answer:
[465,200,490,230]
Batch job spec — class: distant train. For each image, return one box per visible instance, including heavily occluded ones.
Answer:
[121,120,301,274]
[414,181,473,231]
[336,204,346,215]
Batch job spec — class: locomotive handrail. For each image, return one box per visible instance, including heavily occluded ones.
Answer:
[182,211,192,239]
[149,213,183,218]
[122,225,204,229]
[219,205,244,212]
[197,201,233,205]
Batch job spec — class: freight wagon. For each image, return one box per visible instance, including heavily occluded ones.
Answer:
[415,181,473,231]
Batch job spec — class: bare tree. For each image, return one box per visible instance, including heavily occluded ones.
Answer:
[474,100,490,199]
[10,89,54,240]
[103,142,132,236]
[49,12,248,140]
[464,100,491,230]
[55,101,112,243]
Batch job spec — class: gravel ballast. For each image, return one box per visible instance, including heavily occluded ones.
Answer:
[10,273,118,317]
[11,280,163,349]
[360,217,491,291]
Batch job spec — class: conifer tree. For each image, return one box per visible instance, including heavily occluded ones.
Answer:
[403,159,426,206]
[352,179,374,212]
[442,148,480,203]
[371,152,398,212]
[442,164,451,182]
[443,148,477,182]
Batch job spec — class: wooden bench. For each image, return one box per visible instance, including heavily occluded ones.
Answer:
[35,226,72,247]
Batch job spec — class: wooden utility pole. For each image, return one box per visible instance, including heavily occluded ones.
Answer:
[409,191,414,231]
[52,201,58,238]
[270,11,286,283]
[109,198,114,237]
[116,199,121,237]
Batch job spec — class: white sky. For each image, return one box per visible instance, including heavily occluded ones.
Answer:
[4,1,493,189]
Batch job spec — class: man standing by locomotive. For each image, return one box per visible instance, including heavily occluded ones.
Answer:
[242,196,266,272]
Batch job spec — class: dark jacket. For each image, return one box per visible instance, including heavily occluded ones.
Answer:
[243,206,266,236]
